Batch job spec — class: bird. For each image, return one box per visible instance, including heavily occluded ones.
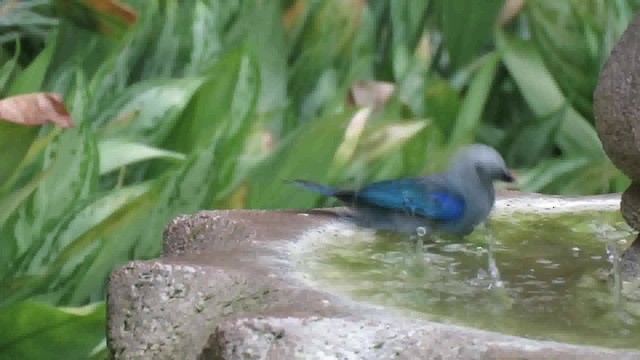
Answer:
[289,144,515,236]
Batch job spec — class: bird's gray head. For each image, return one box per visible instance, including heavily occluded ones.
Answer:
[449,144,515,183]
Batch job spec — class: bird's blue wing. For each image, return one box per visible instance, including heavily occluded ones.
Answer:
[354,178,464,221]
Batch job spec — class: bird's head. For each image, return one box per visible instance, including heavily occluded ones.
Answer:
[451,144,515,183]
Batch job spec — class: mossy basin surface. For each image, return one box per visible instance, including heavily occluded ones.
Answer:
[294,208,640,350]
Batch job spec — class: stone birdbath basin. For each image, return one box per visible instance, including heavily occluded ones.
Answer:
[106,191,640,359]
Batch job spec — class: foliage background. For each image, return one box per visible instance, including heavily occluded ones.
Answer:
[0,0,638,358]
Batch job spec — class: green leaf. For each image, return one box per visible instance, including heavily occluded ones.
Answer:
[60,181,161,304]
[171,46,260,205]
[0,301,104,360]
[450,52,499,146]
[0,41,20,93]
[0,275,48,308]
[98,78,205,145]
[8,33,57,95]
[424,74,462,138]
[389,0,430,78]
[44,182,155,304]
[497,31,603,158]
[0,167,51,226]
[70,140,219,303]
[246,111,352,208]
[437,0,503,69]
[246,0,287,117]
[518,157,590,192]
[8,124,99,278]
[171,47,259,152]
[98,139,186,175]
[0,123,39,187]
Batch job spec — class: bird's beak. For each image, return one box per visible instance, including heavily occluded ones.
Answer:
[501,170,516,183]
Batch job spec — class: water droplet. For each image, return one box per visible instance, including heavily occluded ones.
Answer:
[476,268,488,280]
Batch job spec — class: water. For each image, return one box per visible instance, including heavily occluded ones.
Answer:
[296,211,640,349]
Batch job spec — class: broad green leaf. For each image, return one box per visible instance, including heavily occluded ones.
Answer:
[171,46,260,206]
[504,108,562,167]
[8,33,57,95]
[518,157,590,192]
[0,301,104,360]
[184,0,223,75]
[437,0,504,69]
[62,180,162,304]
[246,111,352,208]
[43,182,155,304]
[0,123,38,187]
[424,74,462,138]
[497,31,564,114]
[246,0,287,116]
[9,124,98,276]
[0,41,20,93]
[99,139,186,175]
[171,47,259,152]
[0,167,51,226]
[450,52,499,146]
[497,31,603,158]
[70,141,219,303]
[0,275,48,308]
[98,78,204,144]
[389,0,430,79]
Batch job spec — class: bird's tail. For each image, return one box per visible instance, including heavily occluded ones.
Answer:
[288,180,340,196]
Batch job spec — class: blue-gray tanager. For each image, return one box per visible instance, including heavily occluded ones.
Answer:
[291,144,514,236]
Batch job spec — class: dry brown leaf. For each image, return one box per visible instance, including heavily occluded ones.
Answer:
[347,80,395,110]
[0,93,74,128]
[86,0,136,24]
[283,0,305,30]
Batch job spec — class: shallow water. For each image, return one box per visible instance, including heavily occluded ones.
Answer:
[297,211,640,349]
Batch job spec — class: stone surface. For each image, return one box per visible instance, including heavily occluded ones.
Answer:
[593,11,640,284]
[107,192,640,360]
[201,316,640,360]
[622,233,640,282]
[622,182,640,231]
[594,12,640,182]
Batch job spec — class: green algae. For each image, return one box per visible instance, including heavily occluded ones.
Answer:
[299,210,640,349]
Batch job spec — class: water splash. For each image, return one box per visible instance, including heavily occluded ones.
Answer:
[295,210,640,349]
[483,222,504,289]
[606,241,623,308]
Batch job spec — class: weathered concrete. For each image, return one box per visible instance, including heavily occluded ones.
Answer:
[202,316,638,360]
[594,13,640,185]
[594,11,640,263]
[107,192,640,360]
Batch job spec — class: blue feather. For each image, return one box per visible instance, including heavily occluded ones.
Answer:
[355,178,465,221]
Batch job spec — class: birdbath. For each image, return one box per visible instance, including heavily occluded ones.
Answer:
[106,191,640,359]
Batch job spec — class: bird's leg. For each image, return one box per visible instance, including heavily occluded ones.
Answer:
[481,220,503,289]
